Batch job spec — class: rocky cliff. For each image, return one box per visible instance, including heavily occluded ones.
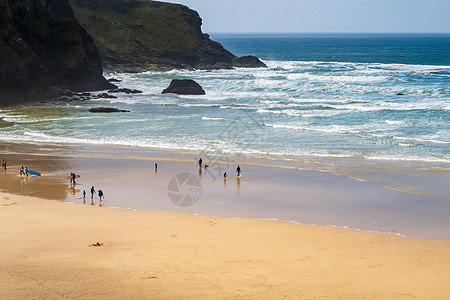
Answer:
[0,0,114,104]
[69,0,266,71]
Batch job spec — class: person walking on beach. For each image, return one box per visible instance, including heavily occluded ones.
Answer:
[223,172,227,179]
[198,158,202,168]
[155,162,158,172]
[83,190,86,200]
[72,172,76,185]
[2,159,6,170]
[98,189,104,201]
[91,186,96,198]
[70,172,73,184]
[236,165,241,177]
[20,165,24,176]
[24,166,28,176]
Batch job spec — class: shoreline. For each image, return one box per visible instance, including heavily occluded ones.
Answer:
[1,141,449,240]
[1,138,448,199]
[1,191,449,299]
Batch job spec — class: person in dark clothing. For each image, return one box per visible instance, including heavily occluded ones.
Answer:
[72,172,76,184]
[223,172,227,179]
[198,158,202,168]
[91,186,96,198]
[20,165,24,176]
[236,165,241,177]
[98,189,104,201]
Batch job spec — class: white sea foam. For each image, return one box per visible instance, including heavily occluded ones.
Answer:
[385,120,405,125]
[178,103,222,108]
[202,117,226,121]
[393,136,450,145]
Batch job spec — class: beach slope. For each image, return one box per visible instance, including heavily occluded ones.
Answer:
[0,192,449,299]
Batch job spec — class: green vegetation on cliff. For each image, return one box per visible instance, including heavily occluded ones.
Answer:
[69,0,266,71]
[71,1,201,55]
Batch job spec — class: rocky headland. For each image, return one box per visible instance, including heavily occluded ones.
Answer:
[0,0,266,105]
[0,0,115,104]
[69,0,267,71]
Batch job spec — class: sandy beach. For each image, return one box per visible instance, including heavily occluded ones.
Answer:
[1,141,449,240]
[1,141,450,298]
[1,192,449,299]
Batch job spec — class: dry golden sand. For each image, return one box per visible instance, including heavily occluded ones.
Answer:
[0,192,449,299]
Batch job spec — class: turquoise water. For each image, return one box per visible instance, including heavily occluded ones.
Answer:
[1,34,449,165]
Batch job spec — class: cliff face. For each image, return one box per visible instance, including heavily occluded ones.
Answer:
[0,0,114,105]
[69,0,266,71]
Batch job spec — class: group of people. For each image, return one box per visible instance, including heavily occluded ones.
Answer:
[68,172,104,204]
[198,158,242,180]
[19,165,28,176]
[82,186,104,201]
[1,158,6,170]
[69,172,77,185]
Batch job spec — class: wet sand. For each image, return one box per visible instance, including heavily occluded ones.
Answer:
[1,141,449,239]
[1,192,449,299]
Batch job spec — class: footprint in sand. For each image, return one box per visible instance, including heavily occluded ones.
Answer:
[2,197,16,206]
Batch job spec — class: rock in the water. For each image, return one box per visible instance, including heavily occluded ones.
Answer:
[108,88,143,94]
[107,78,122,82]
[96,93,117,99]
[89,107,130,113]
[162,79,205,95]
[233,56,267,68]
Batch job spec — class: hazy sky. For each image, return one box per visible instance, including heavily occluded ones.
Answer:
[167,0,450,33]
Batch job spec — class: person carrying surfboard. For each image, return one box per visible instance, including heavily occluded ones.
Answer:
[25,166,28,176]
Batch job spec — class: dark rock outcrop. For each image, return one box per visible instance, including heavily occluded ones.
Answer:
[162,79,205,95]
[233,56,268,68]
[108,88,143,94]
[69,0,267,71]
[89,107,130,113]
[0,0,115,105]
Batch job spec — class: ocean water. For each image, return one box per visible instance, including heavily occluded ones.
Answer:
[1,34,449,175]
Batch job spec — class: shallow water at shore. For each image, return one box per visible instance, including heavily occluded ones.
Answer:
[1,141,449,240]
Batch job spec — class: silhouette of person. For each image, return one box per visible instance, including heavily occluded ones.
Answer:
[98,189,104,201]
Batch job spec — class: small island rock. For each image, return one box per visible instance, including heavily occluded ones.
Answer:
[233,56,267,68]
[162,79,206,95]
